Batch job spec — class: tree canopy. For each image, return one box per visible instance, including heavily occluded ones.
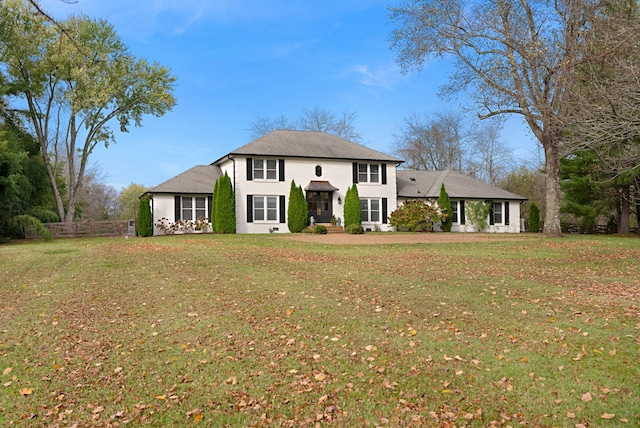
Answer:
[247,107,362,142]
[0,0,176,223]
[389,0,640,236]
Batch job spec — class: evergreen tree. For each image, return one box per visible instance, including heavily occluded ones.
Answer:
[214,172,236,234]
[137,196,153,237]
[211,176,220,231]
[344,184,362,228]
[438,183,453,232]
[529,203,541,233]
[287,180,307,233]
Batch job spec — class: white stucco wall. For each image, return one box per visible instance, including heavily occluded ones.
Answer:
[223,156,399,234]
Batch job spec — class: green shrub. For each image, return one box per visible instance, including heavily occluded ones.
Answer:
[389,200,440,232]
[438,183,453,232]
[10,214,52,241]
[137,196,153,237]
[344,184,361,228]
[345,224,364,234]
[465,201,491,232]
[287,180,308,233]
[529,202,541,233]
[314,225,328,234]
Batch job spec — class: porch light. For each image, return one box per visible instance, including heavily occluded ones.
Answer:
[338,196,342,204]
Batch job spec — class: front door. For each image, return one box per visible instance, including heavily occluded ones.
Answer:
[307,191,332,223]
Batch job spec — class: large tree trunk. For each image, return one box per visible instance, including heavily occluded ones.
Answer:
[542,140,563,237]
[619,185,630,234]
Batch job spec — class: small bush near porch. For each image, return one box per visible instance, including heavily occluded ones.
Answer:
[0,234,638,426]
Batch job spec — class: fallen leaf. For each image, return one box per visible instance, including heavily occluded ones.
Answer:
[601,413,615,419]
[93,406,104,414]
[193,413,203,422]
[2,367,12,376]
[19,387,33,396]
[314,372,328,381]
[581,392,593,402]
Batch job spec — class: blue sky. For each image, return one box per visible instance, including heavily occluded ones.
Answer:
[44,0,539,190]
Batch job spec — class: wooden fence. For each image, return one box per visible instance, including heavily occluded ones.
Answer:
[31,221,134,239]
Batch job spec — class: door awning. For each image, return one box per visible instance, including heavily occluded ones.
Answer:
[304,181,339,192]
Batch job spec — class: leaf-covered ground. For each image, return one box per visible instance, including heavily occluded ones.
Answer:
[0,234,638,427]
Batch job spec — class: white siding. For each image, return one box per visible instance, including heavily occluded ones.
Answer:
[229,157,399,233]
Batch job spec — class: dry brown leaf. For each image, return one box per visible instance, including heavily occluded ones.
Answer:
[581,392,593,402]
[2,367,12,376]
[601,413,615,419]
[19,387,33,396]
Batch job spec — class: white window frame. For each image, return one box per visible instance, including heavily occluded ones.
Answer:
[253,159,278,181]
[253,195,279,222]
[360,198,381,222]
[357,163,381,184]
[181,196,208,221]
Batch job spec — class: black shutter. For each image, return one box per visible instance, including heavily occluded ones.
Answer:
[352,162,358,183]
[279,159,285,182]
[174,196,181,221]
[381,164,387,184]
[460,200,466,225]
[247,195,253,223]
[489,201,495,225]
[505,201,510,225]
[207,195,213,222]
[382,198,388,224]
[246,158,253,181]
[279,195,286,223]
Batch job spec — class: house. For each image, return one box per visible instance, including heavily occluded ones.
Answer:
[145,130,526,234]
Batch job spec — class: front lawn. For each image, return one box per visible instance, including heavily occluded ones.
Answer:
[0,234,638,426]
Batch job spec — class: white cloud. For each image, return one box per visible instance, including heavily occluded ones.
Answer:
[351,64,401,90]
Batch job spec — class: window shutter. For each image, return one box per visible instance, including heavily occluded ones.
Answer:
[505,202,510,225]
[352,162,358,183]
[247,195,253,223]
[381,164,387,184]
[460,200,466,225]
[382,198,388,224]
[174,196,181,221]
[279,159,285,182]
[207,195,213,222]
[246,158,253,181]
[279,195,286,223]
[488,201,495,225]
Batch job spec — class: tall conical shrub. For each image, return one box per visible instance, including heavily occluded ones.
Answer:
[438,183,453,232]
[214,172,236,234]
[529,202,541,233]
[343,184,361,228]
[287,180,308,233]
[137,196,153,237]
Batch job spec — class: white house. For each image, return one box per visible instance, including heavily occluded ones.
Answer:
[145,130,526,234]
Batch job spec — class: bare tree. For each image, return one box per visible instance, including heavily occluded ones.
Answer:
[247,106,362,142]
[393,111,468,171]
[469,119,514,186]
[389,0,632,236]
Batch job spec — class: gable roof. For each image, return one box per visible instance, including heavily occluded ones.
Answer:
[217,130,403,163]
[147,165,221,194]
[397,170,527,201]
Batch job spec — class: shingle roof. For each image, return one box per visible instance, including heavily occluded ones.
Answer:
[218,130,403,163]
[147,165,221,194]
[397,170,527,200]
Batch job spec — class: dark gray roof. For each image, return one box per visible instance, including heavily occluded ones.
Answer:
[217,130,403,163]
[147,165,221,194]
[397,170,527,200]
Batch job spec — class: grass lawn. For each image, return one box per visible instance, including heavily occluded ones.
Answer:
[0,233,638,427]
